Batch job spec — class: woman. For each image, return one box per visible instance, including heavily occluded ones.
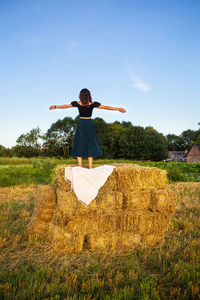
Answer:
[49,88,126,168]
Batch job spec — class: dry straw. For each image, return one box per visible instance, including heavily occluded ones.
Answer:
[28,164,177,252]
[28,186,56,237]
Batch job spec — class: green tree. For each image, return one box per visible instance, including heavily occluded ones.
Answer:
[13,127,43,157]
[107,122,124,158]
[119,126,146,159]
[121,121,133,128]
[11,145,39,157]
[92,118,111,158]
[0,145,12,157]
[16,127,42,148]
[144,127,168,161]
[195,129,200,144]
[43,117,77,157]
[166,134,184,151]
[181,129,199,150]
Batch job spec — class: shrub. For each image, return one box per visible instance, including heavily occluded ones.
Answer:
[167,168,188,182]
[33,159,56,176]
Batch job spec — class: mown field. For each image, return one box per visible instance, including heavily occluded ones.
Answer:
[0,158,200,299]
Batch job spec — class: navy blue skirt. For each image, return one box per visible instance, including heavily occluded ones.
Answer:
[71,119,103,157]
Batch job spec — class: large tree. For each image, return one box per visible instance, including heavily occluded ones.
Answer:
[119,126,146,160]
[166,134,184,151]
[180,129,199,150]
[13,127,43,157]
[43,117,77,157]
[0,145,12,157]
[107,122,124,158]
[12,117,179,160]
[144,127,168,161]
[92,118,111,158]
[118,125,167,161]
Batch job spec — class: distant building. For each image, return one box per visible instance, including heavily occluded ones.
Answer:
[187,144,200,163]
[168,151,187,162]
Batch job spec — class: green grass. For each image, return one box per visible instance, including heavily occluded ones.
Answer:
[0,157,200,187]
[0,158,75,186]
[0,165,52,186]
[132,161,200,182]
[0,183,199,299]
[0,157,76,166]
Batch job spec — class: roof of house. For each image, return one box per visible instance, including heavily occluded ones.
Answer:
[187,143,200,155]
[168,151,186,155]
[192,143,200,149]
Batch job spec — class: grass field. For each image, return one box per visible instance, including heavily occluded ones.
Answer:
[0,158,200,299]
[1,157,200,187]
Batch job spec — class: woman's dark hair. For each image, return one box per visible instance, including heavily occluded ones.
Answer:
[79,88,92,106]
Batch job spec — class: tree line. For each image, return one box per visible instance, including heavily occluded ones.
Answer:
[1,116,200,161]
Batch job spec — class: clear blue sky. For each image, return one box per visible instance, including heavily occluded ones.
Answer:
[1,0,200,147]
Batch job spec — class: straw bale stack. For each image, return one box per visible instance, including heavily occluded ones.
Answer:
[28,186,56,237]
[28,164,177,252]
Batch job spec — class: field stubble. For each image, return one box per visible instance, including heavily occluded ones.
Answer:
[0,181,199,299]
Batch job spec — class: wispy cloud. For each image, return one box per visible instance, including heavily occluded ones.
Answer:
[56,33,79,50]
[127,67,150,92]
[67,39,79,50]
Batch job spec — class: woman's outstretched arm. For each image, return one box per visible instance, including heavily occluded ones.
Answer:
[97,105,126,113]
[49,104,73,110]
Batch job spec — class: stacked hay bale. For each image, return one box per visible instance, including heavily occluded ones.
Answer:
[33,164,176,252]
[28,186,56,237]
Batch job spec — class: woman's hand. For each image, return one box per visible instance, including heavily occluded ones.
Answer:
[118,108,126,113]
[49,105,56,110]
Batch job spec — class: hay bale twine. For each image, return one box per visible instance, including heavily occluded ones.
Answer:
[28,164,177,252]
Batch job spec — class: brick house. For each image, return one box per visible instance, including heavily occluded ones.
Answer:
[187,144,200,163]
[168,151,187,162]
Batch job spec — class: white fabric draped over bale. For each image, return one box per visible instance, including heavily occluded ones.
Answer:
[64,165,116,206]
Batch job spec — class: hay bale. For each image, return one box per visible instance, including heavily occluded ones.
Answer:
[110,164,167,191]
[47,210,172,252]
[94,190,124,211]
[149,188,176,214]
[27,186,56,239]
[52,164,168,216]
[56,189,82,216]
[28,164,176,252]
[52,166,71,192]
[50,225,75,252]
[123,190,151,211]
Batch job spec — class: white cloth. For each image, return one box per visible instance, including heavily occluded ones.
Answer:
[64,165,115,206]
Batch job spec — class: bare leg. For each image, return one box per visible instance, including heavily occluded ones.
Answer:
[77,157,82,167]
[88,157,93,169]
